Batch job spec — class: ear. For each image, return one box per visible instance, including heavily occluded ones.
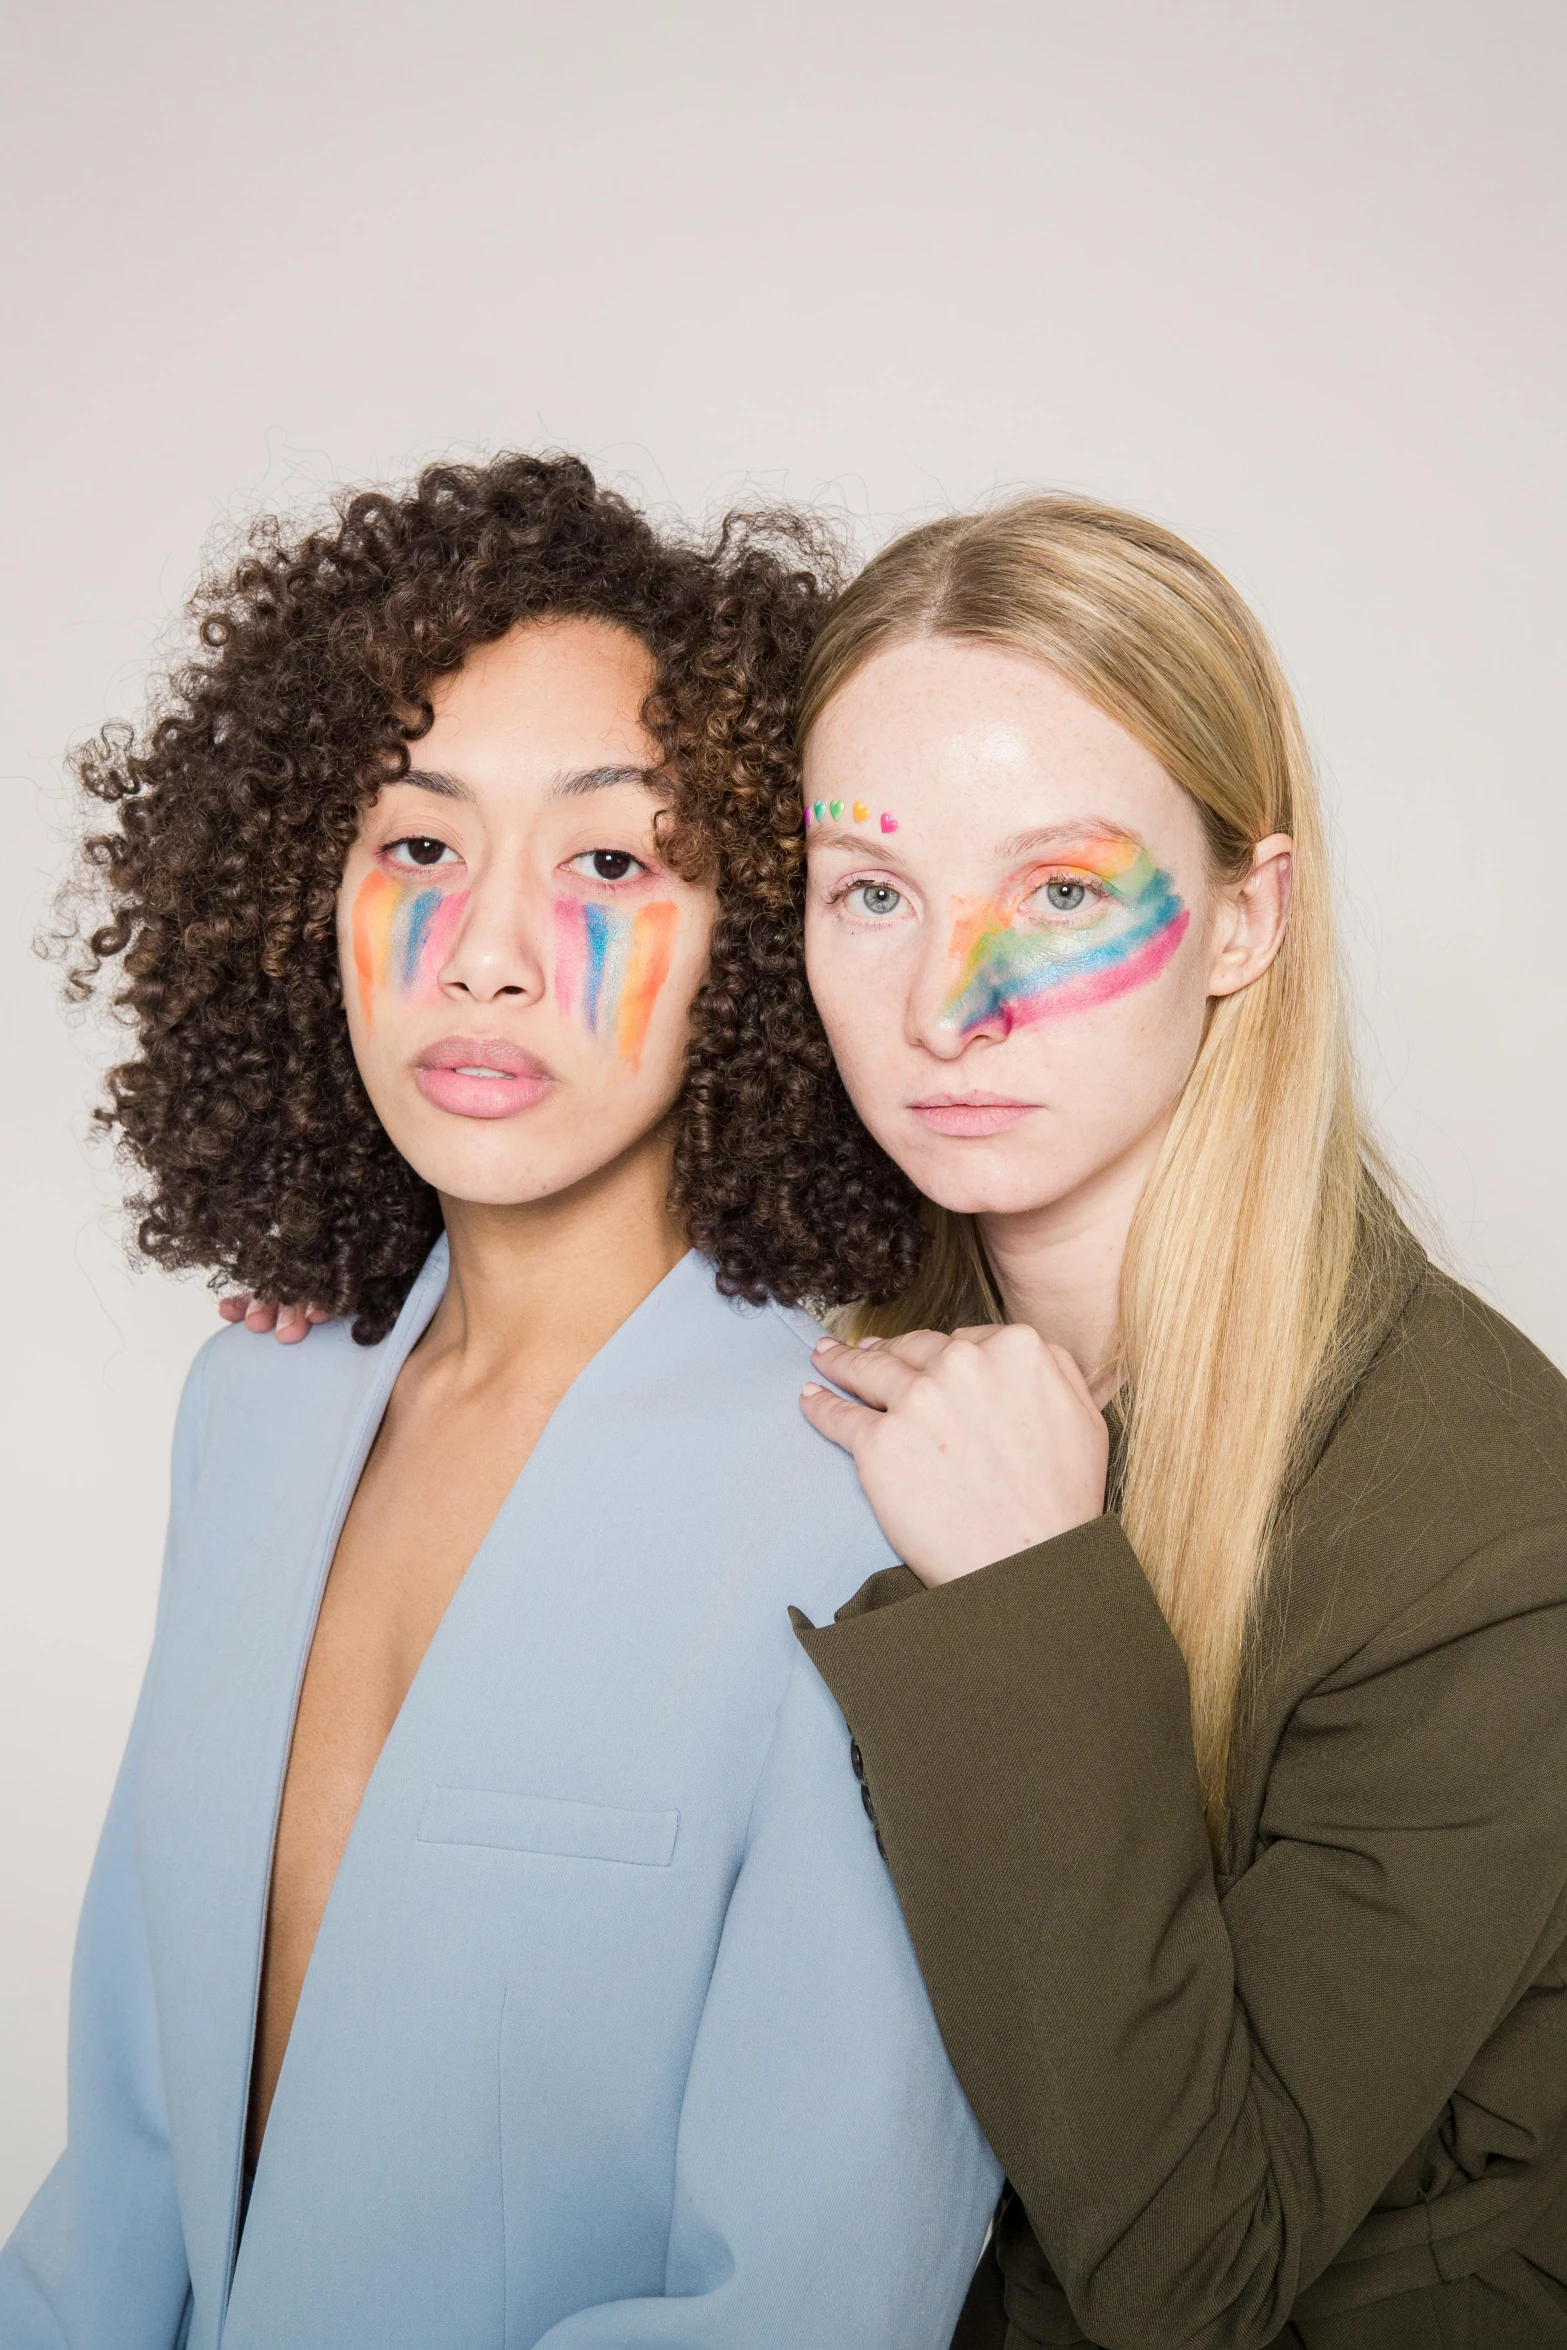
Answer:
[1206,834,1293,999]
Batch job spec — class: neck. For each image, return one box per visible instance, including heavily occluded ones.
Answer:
[428,1123,687,1394]
[977,1114,1171,1401]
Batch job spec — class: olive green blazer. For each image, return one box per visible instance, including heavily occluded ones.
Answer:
[796,1225,1567,2348]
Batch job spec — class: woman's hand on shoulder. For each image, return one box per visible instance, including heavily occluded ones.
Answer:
[802,1324,1110,1588]
[217,1296,331,1344]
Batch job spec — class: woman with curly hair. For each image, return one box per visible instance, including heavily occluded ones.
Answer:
[0,454,999,2350]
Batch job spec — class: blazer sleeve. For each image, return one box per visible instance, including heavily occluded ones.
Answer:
[793,1512,1567,2350]
[531,1646,1003,2350]
[0,1353,210,2350]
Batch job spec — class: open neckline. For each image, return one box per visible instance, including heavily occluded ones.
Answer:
[234,1243,701,2218]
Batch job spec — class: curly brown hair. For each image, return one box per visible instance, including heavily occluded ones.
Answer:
[63,452,921,1341]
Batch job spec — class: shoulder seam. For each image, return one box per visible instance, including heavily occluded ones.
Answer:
[764,1299,828,1361]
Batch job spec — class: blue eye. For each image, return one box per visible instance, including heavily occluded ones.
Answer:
[1026,874,1104,923]
[853,884,904,918]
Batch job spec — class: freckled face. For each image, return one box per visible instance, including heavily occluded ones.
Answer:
[337,617,716,1208]
[803,637,1225,1219]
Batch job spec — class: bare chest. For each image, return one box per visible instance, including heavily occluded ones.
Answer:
[248,1377,554,2159]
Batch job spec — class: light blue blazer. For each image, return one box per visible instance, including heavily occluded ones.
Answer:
[1,1246,1000,2350]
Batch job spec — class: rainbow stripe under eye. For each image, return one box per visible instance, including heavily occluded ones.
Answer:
[939,837,1188,1036]
[351,868,469,1026]
[552,898,679,1067]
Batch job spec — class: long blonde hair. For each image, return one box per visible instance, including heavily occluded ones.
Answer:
[799,497,1400,1841]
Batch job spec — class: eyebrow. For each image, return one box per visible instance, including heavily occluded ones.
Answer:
[808,815,1141,856]
[401,767,473,801]
[996,819,1142,859]
[398,763,655,802]
[547,763,657,799]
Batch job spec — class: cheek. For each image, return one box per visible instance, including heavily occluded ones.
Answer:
[551,898,682,1071]
[1025,958,1212,1144]
[348,870,468,1028]
[805,926,907,1096]
[803,915,858,1051]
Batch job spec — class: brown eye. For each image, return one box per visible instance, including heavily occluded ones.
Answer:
[404,837,447,867]
[568,848,648,883]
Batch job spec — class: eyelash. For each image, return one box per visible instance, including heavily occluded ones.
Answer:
[826,873,905,911]
[823,871,1113,920]
[383,835,457,871]
[1029,873,1110,917]
[567,849,651,886]
[377,843,653,885]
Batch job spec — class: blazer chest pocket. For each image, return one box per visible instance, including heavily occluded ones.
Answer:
[418,1784,680,1867]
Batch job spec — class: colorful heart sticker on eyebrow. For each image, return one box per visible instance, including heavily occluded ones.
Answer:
[829,801,845,821]
[813,802,826,822]
[852,801,869,823]
[803,803,815,826]
[880,812,898,833]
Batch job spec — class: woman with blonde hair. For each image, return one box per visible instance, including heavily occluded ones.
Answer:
[790,497,1567,2347]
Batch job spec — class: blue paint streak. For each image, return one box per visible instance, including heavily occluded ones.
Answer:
[950,869,1186,1032]
[400,888,442,988]
[582,902,612,1032]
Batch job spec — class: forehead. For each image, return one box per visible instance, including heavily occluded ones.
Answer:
[417,618,657,791]
[808,636,1171,816]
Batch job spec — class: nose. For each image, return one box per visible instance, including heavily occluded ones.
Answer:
[435,868,547,1008]
[904,900,1009,1060]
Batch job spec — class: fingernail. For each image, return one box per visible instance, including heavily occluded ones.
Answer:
[801,1382,825,1397]
[813,1336,838,1352]
[858,1336,883,1349]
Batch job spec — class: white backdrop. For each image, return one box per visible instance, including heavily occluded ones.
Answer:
[2,0,1563,2231]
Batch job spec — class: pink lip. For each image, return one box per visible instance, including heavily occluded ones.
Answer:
[414,1036,556,1120]
[909,1093,1039,1137]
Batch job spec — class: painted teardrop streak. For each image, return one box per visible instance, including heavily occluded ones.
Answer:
[352,870,470,1028]
[940,837,1189,1037]
[615,902,680,1067]
[554,898,680,1066]
[352,869,395,1027]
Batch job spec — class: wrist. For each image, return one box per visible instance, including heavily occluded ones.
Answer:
[907,1502,1104,1589]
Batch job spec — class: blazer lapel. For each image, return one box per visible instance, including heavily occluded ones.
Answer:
[133,1243,449,2343]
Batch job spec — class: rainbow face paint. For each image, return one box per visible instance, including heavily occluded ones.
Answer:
[351,868,469,1027]
[939,833,1189,1037]
[552,898,680,1068]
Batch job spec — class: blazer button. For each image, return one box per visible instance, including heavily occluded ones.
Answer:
[849,1738,866,1784]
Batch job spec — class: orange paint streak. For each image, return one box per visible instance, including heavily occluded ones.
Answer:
[350,870,396,1029]
[615,902,680,1068]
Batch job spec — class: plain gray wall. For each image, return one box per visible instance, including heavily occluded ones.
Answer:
[2,0,1563,2233]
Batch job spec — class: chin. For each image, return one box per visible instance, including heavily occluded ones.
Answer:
[400,1152,579,1208]
[379,1112,584,1208]
[895,1130,1079,1220]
